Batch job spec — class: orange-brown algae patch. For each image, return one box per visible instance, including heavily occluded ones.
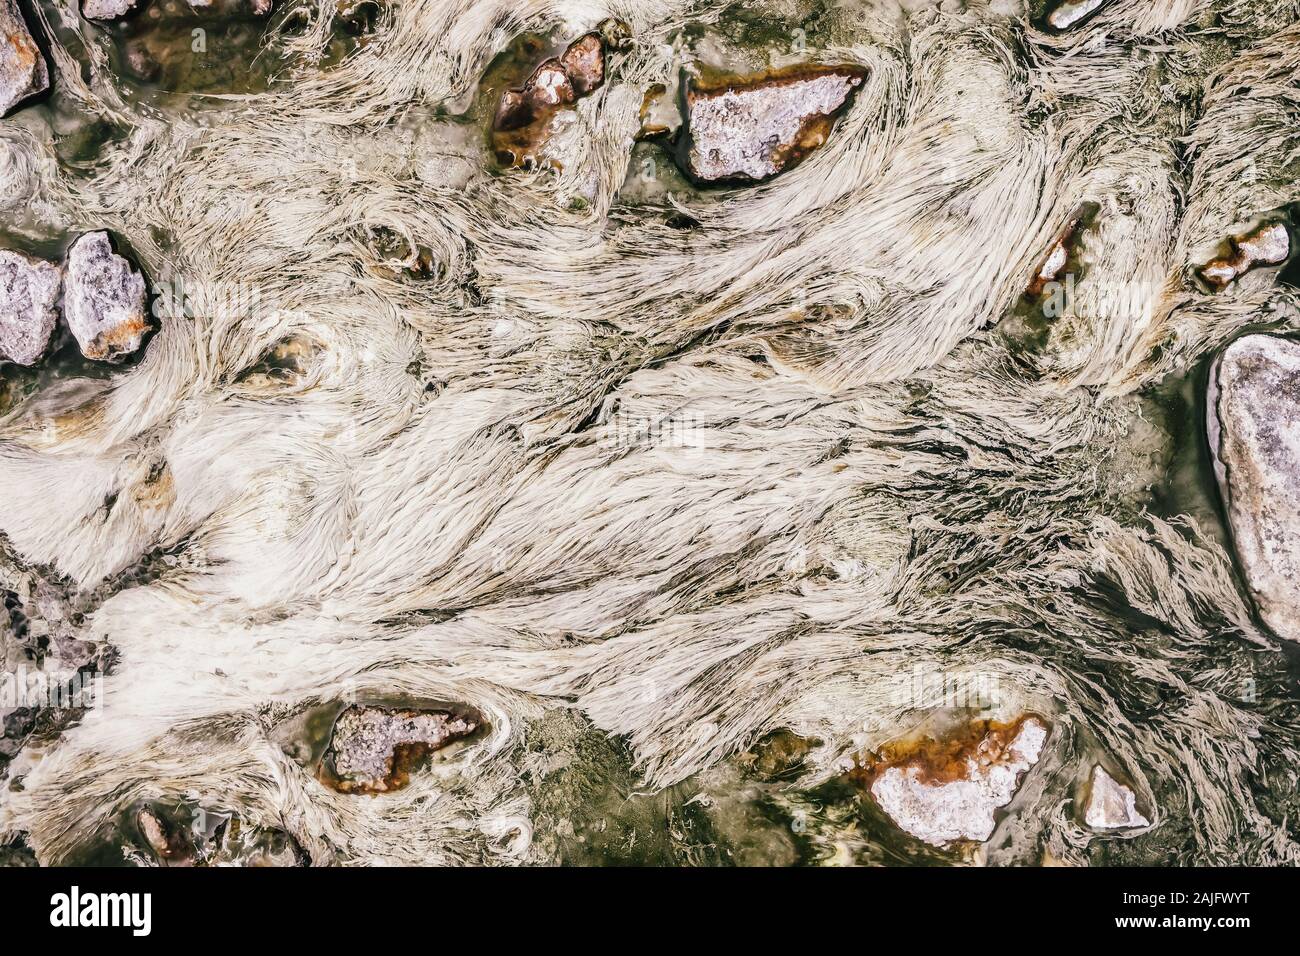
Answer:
[848,714,1049,847]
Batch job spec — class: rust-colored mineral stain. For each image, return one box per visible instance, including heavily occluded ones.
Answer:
[848,714,1046,789]
[7,30,37,71]
[689,61,866,95]
[86,315,151,361]
[769,112,837,171]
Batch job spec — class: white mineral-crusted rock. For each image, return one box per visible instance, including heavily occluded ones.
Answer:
[870,716,1048,846]
[1084,765,1149,830]
[1045,0,1108,30]
[81,0,139,20]
[676,65,866,184]
[0,0,48,116]
[1209,334,1300,642]
[63,231,149,362]
[324,705,479,793]
[0,250,60,366]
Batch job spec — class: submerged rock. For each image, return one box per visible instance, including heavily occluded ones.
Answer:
[866,716,1048,846]
[122,42,161,83]
[1084,765,1148,830]
[1208,334,1300,642]
[136,806,195,865]
[0,250,60,366]
[335,0,376,35]
[0,0,49,116]
[1197,221,1291,291]
[491,32,607,169]
[0,836,37,866]
[204,816,303,866]
[134,803,302,866]
[63,231,150,362]
[322,704,479,793]
[674,64,866,185]
[737,728,818,781]
[105,0,279,94]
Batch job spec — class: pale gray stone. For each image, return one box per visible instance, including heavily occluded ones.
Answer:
[678,66,865,184]
[63,231,149,362]
[0,250,60,366]
[870,717,1048,846]
[1084,765,1149,830]
[0,0,48,116]
[1209,334,1300,642]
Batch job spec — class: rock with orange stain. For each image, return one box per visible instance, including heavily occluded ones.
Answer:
[0,250,60,366]
[136,806,196,866]
[1197,221,1291,291]
[321,704,480,794]
[637,82,677,140]
[0,0,49,116]
[675,64,866,185]
[559,33,603,97]
[490,32,608,169]
[867,715,1048,846]
[135,803,303,866]
[1026,201,1097,297]
[64,231,151,362]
